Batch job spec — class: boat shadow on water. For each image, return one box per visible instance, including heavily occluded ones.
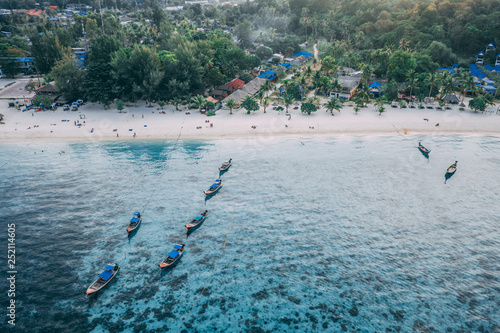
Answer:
[419,149,430,160]
[127,224,141,240]
[186,223,205,237]
[444,170,456,183]
[204,191,220,202]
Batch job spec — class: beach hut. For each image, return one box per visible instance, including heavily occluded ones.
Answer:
[211,89,227,100]
[369,81,383,96]
[34,81,58,96]
[223,89,248,104]
[441,95,459,104]
[241,77,266,96]
[216,84,234,94]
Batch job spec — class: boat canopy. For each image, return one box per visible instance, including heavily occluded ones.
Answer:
[98,270,113,281]
[105,264,115,270]
[174,244,182,250]
[194,215,203,221]
[211,181,220,188]
[130,216,140,223]
[168,250,179,258]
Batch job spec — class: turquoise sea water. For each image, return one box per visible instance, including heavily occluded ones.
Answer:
[1,135,499,332]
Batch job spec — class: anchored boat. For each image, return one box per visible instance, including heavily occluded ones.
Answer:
[85,263,119,295]
[219,159,232,172]
[127,212,142,233]
[159,244,185,269]
[418,142,431,155]
[446,161,458,174]
[186,210,208,233]
[204,179,222,195]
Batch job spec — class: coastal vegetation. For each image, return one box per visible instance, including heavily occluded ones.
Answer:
[0,0,498,109]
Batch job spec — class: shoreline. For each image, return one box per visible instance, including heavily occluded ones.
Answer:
[1,99,499,143]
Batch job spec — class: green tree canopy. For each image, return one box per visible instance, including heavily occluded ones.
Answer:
[51,55,86,102]
[84,34,121,105]
[387,50,416,82]
[241,95,259,114]
[469,97,486,112]
[301,101,317,115]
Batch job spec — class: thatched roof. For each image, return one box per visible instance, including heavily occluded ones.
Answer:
[441,95,460,103]
[35,81,58,94]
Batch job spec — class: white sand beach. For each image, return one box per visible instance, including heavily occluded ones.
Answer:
[1,99,499,142]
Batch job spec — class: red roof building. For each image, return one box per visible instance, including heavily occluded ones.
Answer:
[25,9,44,16]
[227,78,245,90]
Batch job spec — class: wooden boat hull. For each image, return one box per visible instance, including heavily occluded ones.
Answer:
[159,250,184,269]
[127,217,142,233]
[418,145,431,154]
[446,166,457,174]
[219,164,231,172]
[85,265,119,295]
[204,184,222,195]
[186,215,207,232]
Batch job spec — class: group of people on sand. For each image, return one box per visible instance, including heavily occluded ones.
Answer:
[197,120,214,129]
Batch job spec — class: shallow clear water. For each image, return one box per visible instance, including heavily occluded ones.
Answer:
[1,135,499,332]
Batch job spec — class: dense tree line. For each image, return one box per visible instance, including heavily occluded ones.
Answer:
[0,0,498,104]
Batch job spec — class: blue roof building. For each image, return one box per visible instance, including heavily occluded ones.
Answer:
[258,70,277,81]
[439,68,456,74]
[293,51,313,58]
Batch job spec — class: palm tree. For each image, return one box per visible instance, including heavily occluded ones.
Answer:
[262,97,270,113]
[312,70,322,89]
[426,72,440,98]
[171,97,183,111]
[440,71,455,96]
[457,68,476,104]
[482,93,496,108]
[375,96,387,114]
[457,69,476,105]
[256,89,265,106]
[225,97,237,115]
[190,95,206,113]
[283,93,294,113]
[323,98,340,114]
[262,80,274,98]
[298,76,308,99]
[406,69,416,101]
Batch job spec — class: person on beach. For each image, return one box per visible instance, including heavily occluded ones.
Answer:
[117,133,119,137]
[133,132,136,137]
[435,123,439,127]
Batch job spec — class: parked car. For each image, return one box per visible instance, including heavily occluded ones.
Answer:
[63,104,70,111]
[76,99,84,106]
[71,105,78,111]
[50,103,57,110]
